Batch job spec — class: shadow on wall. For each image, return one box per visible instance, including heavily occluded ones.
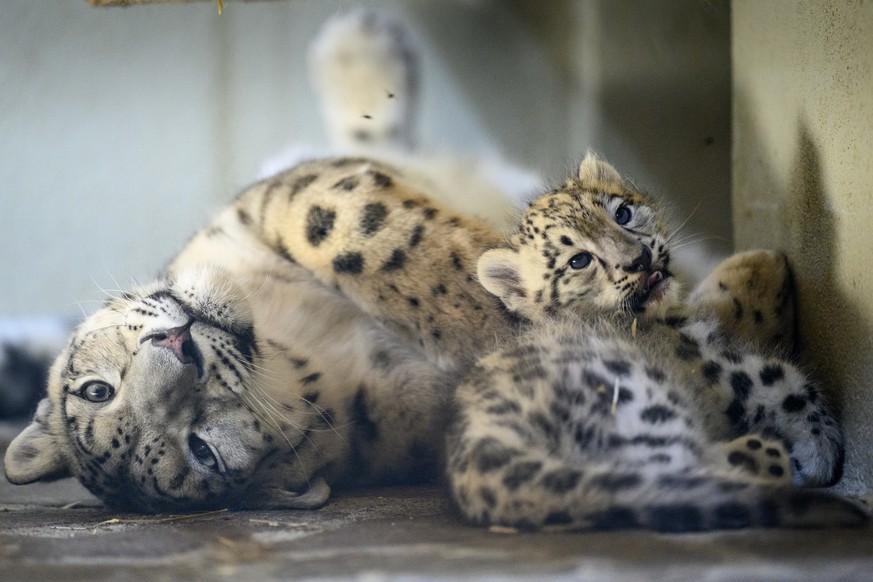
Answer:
[791,124,873,495]
[734,94,873,495]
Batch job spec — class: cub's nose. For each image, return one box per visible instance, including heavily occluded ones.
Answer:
[625,245,652,273]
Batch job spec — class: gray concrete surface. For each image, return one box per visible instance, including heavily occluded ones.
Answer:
[3,422,873,581]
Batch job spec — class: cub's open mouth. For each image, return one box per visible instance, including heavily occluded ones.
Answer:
[643,271,670,302]
[630,270,672,312]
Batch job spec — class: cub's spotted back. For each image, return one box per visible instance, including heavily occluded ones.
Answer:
[448,319,865,531]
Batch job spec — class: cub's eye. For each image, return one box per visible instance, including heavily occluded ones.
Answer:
[568,252,593,270]
[189,434,218,470]
[79,381,115,403]
[615,204,633,226]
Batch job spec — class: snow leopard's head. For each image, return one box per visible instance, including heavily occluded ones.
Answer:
[478,154,679,322]
[4,266,329,512]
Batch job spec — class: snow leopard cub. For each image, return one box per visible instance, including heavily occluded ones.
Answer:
[446,154,865,531]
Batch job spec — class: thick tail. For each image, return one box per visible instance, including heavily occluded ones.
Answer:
[448,449,869,532]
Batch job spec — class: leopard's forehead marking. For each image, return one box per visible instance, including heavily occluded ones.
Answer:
[521,183,663,238]
[516,189,617,248]
[62,308,131,384]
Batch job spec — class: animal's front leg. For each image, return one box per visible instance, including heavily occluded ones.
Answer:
[688,250,795,353]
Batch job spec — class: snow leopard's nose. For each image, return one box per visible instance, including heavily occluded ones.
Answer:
[142,321,202,374]
[624,245,652,273]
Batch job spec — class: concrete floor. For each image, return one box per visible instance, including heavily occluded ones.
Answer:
[3,422,873,582]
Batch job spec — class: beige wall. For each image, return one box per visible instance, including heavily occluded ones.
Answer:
[733,1,873,494]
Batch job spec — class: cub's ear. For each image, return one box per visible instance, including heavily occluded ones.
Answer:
[578,151,622,185]
[478,248,528,312]
[4,399,71,484]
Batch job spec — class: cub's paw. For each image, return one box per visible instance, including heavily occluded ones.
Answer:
[309,9,418,152]
[688,250,795,352]
[712,435,792,484]
[782,409,844,488]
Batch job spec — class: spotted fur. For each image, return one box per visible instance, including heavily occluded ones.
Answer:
[447,155,864,531]
[5,154,860,525]
[233,158,514,372]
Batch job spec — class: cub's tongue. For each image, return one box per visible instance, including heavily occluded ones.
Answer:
[631,270,671,313]
[645,271,664,291]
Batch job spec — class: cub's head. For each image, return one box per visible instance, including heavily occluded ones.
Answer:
[479,154,679,322]
[4,267,329,512]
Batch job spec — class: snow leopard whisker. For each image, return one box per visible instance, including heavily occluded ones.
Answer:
[667,200,703,241]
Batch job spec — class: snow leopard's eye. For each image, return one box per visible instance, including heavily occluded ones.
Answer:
[569,252,593,270]
[78,381,115,403]
[615,203,633,226]
[189,434,219,471]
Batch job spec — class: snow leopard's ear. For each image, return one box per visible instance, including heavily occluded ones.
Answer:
[478,248,528,313]
[578,151,622,185]
[4,399,71,484]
